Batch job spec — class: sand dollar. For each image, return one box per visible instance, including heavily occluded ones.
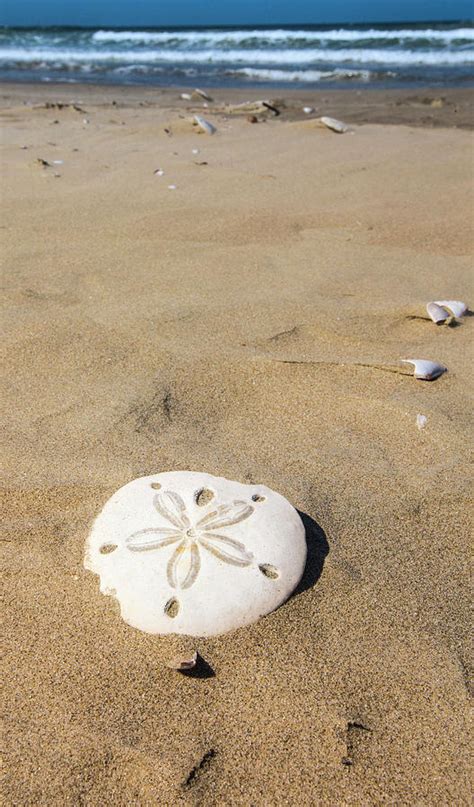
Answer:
[85,471,307,637]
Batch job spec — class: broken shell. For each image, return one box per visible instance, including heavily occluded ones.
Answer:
[167,184,177,190]
[303,106,314,114]
[194,115,216,135]
[433,300,468,318]
[320,116,349,133]
[193,88,213,102]
[401,359,447,381]
[180,93,192,100]
[416,414,427,430]
[166,651,198,671]
[153,168,164,176]
[426,302,450,324]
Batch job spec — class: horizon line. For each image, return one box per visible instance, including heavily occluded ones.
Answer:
[0,18,471,30]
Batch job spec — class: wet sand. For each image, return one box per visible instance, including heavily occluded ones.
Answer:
[2,83,473,805]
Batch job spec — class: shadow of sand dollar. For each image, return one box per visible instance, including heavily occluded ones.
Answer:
[293,510,329,598]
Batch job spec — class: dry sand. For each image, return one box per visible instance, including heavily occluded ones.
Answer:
[1,83,473,805]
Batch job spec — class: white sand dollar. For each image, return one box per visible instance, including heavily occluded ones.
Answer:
[85,472,307,637]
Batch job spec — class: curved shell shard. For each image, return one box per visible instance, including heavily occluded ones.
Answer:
[194,115,216,135]
[401,359,447,381]
[433,300,468,318]
[320,115,349,133]
[426,302,450,323]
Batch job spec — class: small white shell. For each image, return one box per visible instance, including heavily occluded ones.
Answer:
[166,651,198,671]
[303,106,314,114]
[433,300,468,318]
[426,302,450,323]
[180,93,192,100]
[416,414,427,430]
[401,359,447,381]
[320,116,349,133]
[154,168,164,176]
[194,115,216,135]
[193,88,213,101]
[167,184,177,190]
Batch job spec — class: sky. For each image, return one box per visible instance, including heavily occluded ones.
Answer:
[0,0,472,27]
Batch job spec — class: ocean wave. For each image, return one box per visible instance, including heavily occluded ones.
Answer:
[91,27,474,45]
[1,46,472,67]
[227,67,373,82]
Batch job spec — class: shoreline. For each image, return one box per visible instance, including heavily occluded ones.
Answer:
[1,81,473,128]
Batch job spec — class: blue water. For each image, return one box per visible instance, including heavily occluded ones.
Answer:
[0,22,472,88]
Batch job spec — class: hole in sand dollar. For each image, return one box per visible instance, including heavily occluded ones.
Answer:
[259,563,279,579]
[164,597,180,618]
[252,494,266,503]
[195,487,214,506]
[99,543,118,555]
[151,482,162,490]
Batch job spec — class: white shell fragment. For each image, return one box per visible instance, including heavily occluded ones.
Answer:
[153,168,164,176]
[180,93,192,100]
[303,106,314,114]
[85,472,307,637]
[433,300,468,318]
[401,359,447,381]
[426,302,450,324]
[194,115,216,135]
[320,116,349,133]
[416,414,427,430]
[166,651,198,671]
[193,88,213,101]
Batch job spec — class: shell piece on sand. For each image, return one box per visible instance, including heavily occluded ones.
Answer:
[303,106,314,114]
[416,414,427,430]
[193,88,213,101]
[194,115,216,135]
[426,302,450,323]
[433,300,468,318]
[401,359,447,380]
[84,472,307,637]
[166,651,198,671]
[180,93,192,100]
[320,116,349,133]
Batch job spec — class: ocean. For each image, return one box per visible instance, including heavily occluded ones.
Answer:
[0,22,472,88]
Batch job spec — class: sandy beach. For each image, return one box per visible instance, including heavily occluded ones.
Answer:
[2,82,473,805]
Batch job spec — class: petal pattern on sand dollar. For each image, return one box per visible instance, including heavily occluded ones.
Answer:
[154,490,190,529]
[167,541,201,589]
[199,533,254,566]
[126,528,182,551]
[126,489,255,589]
[196,501,254,530]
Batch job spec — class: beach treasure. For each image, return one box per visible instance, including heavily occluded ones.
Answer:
[84,472,307,637]
[192,88,213,102]
[401,359,447,381]
[193,115,216,135]
[426,302,450,324]
[166,651,198,671]
[432,300,468,318]
[416,414,427,430]
[320,116,349,133]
